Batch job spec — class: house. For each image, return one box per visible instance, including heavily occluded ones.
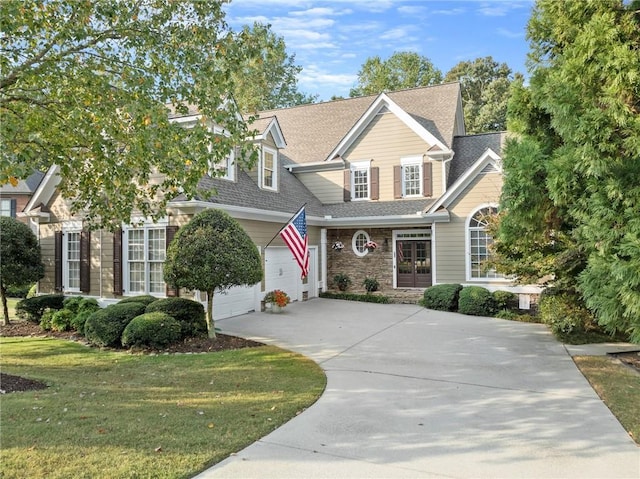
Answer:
[24,82,540,318]
[0,170,45,227]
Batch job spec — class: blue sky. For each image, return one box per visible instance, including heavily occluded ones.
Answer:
[223,0,534,101]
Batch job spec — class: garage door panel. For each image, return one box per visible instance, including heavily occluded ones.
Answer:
[211,284,257,320]
[265,248,299,300]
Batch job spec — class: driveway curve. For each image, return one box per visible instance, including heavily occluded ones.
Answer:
[195,299,639,479]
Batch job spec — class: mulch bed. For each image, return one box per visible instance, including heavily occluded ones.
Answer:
[0,320,263,394]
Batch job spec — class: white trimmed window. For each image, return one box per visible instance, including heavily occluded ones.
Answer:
[0,199,15,217]
[401,156,422,197]
[466,206,505,281]
[351,161,370,200]
[65,231,81,291]
[261,146,277,190]
[352,230,370,257]
[211,149,235,181]
[124,224,166,295]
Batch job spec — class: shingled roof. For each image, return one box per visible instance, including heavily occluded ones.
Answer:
[449,132,506,185]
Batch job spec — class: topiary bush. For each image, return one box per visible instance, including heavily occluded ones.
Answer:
[145,298,206,338]
[84,302,147,347]
[492,290,518,311]
[458,286,496,316]
[121,312,182,349]
[16,295,65,323]
[50,309,75,332]
[422,284,463,312]
[118,295,159,307]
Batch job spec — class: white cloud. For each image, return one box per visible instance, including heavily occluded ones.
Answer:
[289,7,352,17]
[397,6,427,15]
[431,8,466,16]
[497,28,523,39]
[298,64,358,91]
[379,25,418,41]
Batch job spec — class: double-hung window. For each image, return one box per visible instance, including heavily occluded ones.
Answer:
[211,149,235,181]
[401,157,423,197]
[351,161,370,200]
[0,199,16,217]
[65,231,81,291]
[125,226,166,295]
[261,146,277,190]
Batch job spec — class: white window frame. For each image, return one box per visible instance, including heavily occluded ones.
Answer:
[465,205,509,282]
[123,219,168,297]
[401,156,423,198]
[261,146,278,191]
[62,221,82,293]
[210,148,236,181]
[350,160,371,201]
[352,230,371,257]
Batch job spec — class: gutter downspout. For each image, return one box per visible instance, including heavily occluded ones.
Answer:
[321,228,327,293]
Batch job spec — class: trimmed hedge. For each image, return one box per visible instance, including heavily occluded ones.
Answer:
[16,295,65,323]
[492,290,518,311]
[458,286,496,316]
[118,295,159,307]
[84,302,147,347]
[50,309,75,332]
[319,291,390,304]
[422,284,463,312]
[121,312,182,349]
[145,298,206,338]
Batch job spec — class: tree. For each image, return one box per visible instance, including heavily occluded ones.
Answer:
[163,209,262,338]
[0,0,258,230]
[228,23,317,112]
[0,217,44,325]
[349,52,443,97]
[444,56,517,134]
[493,0,640,341]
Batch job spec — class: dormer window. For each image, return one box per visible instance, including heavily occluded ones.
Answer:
[261,146,277,190]
[209,147,235,182]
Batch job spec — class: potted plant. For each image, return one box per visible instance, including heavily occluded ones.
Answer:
[263,289,290,313]
[333,273,352,292]
[332,240,344,252]
[363,277,380,293]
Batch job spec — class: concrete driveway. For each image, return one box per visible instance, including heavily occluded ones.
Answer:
[195,299,639,478]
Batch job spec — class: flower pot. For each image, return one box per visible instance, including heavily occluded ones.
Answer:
[271,304,283,313]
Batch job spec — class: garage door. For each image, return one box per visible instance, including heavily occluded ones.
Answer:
[265,247,300,301]
[197,284,258,321]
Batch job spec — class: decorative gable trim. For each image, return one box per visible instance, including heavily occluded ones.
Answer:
[251,116,286,148]
[23,164,60,218]
[427,148,502,214]
[325,93,450,162]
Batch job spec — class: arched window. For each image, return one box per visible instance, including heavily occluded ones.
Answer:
[467,206,505,280]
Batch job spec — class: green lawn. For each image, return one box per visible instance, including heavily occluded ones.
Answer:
[0,337,326,479]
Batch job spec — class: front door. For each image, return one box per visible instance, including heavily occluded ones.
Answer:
[396,240,432,288]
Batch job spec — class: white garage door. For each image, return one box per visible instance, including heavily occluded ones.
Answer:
[198,284,258,321]
[265,247,300,301]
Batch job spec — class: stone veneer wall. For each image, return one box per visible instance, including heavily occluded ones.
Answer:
[327,228,394,292]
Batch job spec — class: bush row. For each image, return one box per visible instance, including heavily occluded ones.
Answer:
[422,284,519,317]
[319,291,390,304]
[17,295,207,349]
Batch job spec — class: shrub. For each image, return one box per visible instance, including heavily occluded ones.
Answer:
[71,310,94,335]
[84,302,147,347]
[319,291,390,304]
[333,273,352,292]
[16,295,65,323]
[5,284,32,298]
[538,289,598,339]
[118,295,159,307]
[145,298,207,338]
[492,290,518,311]
[363,277,380,293]
[121,312,182,349]
[422,284,463,312]
[27,284,37,299]
[458,286,496,316]
[39,309,55,331]
[51,309,75,332]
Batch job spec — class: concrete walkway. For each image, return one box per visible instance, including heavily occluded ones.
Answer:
[195,299,639,479]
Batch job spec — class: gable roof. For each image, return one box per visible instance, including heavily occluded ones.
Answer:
[255,82,462,166]
[448,132,506,186]
[0,170,45,195]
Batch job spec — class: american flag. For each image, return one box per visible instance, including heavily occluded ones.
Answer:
[280,206,309,278]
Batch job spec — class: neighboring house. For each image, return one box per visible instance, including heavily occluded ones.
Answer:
[24,82,540,318]
[0,170,45,227]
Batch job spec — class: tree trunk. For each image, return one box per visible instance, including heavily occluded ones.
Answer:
[207,289,216,339]
[1,283,10,326]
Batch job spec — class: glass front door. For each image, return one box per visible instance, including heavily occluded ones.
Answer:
[396,240,432,288]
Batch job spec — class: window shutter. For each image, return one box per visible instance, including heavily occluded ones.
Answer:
[423,162,433,197]
[80,230,91,293]
[54,231,63,292]
[113,229,123,295]
[343,169,351,202]
[165,225,179,297]
[394,166,402,199]
[10,199,16,218]
[371,167,379,200]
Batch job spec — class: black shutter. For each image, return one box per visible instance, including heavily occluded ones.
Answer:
[10,199,16,218]
[113,229,123,295]
[165,225,179,297]
[423,162,433,197]
[394,166,402,198]
[54,231,63,292]
[80,230,91,293]
[370,167,379,200]
[343,169,351,202]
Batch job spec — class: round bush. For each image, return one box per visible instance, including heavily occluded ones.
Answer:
[118,295,159,307]
[51,309,74,332]
[71,309,95,335]
[84,302,147,347]
[458,286,496,316]
[145,298,206,338]
[121,312,182,349]
[492,290,518,311]
[422,284,463,312]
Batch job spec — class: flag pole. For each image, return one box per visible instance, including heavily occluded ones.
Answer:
[264,203,306,250]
